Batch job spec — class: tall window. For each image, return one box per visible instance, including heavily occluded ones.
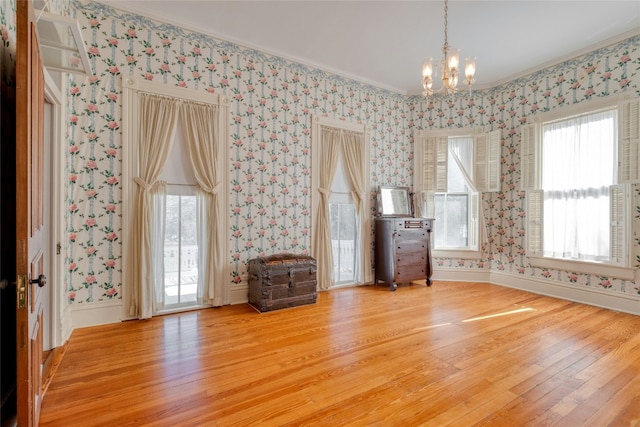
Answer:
[414,128,500,256]
[311,117,371,289]
[330,155,357,284]
[434,137,475,249]
[542,109,617,262]
[155,120,201,312]
[163,186,198,307]
[122,77,229,319]
[521,97,640,277]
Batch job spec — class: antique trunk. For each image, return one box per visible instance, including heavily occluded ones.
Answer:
[248,253,317,312]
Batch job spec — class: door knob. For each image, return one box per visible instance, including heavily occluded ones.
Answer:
[30,274,47,287]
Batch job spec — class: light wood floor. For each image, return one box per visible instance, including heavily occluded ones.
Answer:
[40,281,640,426]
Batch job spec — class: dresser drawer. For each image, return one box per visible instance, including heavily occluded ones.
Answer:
[395,264,428,282]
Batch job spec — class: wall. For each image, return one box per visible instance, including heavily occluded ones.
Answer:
[65,0,640,318]
[410,37,640,297]
[66,0,411,307]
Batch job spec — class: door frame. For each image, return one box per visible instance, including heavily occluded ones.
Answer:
[43,69,69,349]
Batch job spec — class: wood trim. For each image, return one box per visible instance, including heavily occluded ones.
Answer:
[15,0,34,424]
[41,342,68,398]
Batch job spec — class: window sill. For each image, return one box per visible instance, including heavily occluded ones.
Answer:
[529,256,635,280]
[432,249,482,260]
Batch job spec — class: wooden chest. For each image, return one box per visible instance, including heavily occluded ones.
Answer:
[248,253,317,312]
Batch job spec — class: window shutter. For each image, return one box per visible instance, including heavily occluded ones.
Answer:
[609,184,628,266]
[434,136,448,192]
[468,192,480,250]
[413,133,426,191]
[520,123,540,190]
[418,136,448,192]
[487,130,501,192]
[474,133,487,191]
[526,190,543,256]
[619,98,640,183]
[474,129,501,192]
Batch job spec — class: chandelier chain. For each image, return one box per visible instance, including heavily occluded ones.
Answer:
[443,0,448,51]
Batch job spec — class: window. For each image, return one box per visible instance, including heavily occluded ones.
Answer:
[122,77,229,319]
[330,155,357,284]
[521,97,640,279]
[434,137,475,249]
[543,109,617,262]
[154,119,202,312]
[414,128,500,257]
[311,116,371,289]
[163,186,198,307]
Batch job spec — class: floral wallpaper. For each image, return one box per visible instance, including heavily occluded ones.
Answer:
[409,39,640,294]
[62,0,639,307]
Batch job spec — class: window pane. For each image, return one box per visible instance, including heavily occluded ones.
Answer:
[434,194,469,248]
[164,195,180,278]
[329,202,356,284]
[447,137,473,193]
[163,193,198,307]
[179,196,198,303]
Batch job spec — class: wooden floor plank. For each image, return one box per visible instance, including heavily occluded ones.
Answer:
[39,282,640,426]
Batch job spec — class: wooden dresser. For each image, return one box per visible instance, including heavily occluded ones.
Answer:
[374,217,434,291]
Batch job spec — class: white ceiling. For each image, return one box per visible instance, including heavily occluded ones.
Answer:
[100,1,640,95]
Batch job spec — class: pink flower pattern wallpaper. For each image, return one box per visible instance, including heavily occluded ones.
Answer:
[5,0,639,305]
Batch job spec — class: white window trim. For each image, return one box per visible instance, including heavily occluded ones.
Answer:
[310,115,371,285]
[520,94,638,279]
[528,257,634,281]
[121,76,230,315]
[432,249,483,260]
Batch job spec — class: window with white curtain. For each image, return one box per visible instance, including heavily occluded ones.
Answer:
[542,109,617,262]
[311,116,371,290]
[521,96,640,279]
[434,137,475,249]
[121,77,229,319]
[155,118,200,312]
[414,128,500,258]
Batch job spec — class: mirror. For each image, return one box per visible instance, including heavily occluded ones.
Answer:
[377,186,412,217]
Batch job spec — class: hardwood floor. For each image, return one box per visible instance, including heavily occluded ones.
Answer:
[39,281,640,426]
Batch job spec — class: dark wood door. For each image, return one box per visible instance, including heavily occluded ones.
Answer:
[16,0,46,424]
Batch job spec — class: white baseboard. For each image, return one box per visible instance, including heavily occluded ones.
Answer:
[489,271,640,316]
[432,267,491,283]
[71,301,123,329]
[230,283,249,305]
[60,306,73,343]
[68,269,640,329]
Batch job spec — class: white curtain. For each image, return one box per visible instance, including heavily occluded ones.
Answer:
[130,93,179,319]
[541,110,617,261]
[180,101,227,306]
[342,130,372,283]
[448,137,475,192]
[314,127,341,290]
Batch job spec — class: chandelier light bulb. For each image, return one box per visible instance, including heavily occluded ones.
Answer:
[422,58,434,78]
[448,49,460,70]
[465,57,476,82]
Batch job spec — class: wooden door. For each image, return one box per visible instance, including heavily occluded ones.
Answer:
[16,0,46,425]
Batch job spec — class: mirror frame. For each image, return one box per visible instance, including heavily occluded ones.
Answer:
[377,186,413,218]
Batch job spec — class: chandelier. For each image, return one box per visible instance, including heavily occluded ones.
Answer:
[421,0,476,96]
